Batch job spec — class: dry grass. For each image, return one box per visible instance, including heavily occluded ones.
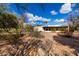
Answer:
[0,32,79,56]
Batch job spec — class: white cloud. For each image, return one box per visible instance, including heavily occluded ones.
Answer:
[54,19,65,22]
[25,13,34,19]
[75,9,79,13]
[48,25,61,27]
[60,3,72,14]
[50,10,58,15]
[71,3,76,7]
[24,13,51,22]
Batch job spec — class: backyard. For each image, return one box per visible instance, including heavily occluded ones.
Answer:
[0,3,79,56]
[0,31,79,56]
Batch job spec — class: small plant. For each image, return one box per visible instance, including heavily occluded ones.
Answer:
[8,34,22,45]
[29,30,44,39]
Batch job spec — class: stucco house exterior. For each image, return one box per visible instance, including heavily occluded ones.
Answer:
[33,26,44,32]
[33,25,68,32]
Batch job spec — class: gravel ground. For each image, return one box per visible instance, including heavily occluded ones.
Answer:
[0,32,79,56]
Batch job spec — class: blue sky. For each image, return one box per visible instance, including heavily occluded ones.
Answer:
[7,3,79,26]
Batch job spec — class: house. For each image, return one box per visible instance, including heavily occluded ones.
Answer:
[33,25,68,32]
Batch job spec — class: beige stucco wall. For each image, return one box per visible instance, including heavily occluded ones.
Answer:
[33,26,44,32]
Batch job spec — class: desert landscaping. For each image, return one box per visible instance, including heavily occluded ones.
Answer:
[0,3,79,56]
[0,31,79,56]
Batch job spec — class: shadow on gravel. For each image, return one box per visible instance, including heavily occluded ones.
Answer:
[53,35,79,56]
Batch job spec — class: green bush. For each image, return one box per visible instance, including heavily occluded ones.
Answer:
[26,25,33,32]
[0,34,22,44]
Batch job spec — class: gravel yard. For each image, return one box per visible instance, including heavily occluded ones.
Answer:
[0,32,79,56]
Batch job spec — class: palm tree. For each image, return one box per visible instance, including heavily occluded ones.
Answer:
[44,21,48,25]
[14,4,29,34]
[15,4,28,22]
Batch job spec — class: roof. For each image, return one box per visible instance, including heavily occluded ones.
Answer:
[43,25,68,27]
